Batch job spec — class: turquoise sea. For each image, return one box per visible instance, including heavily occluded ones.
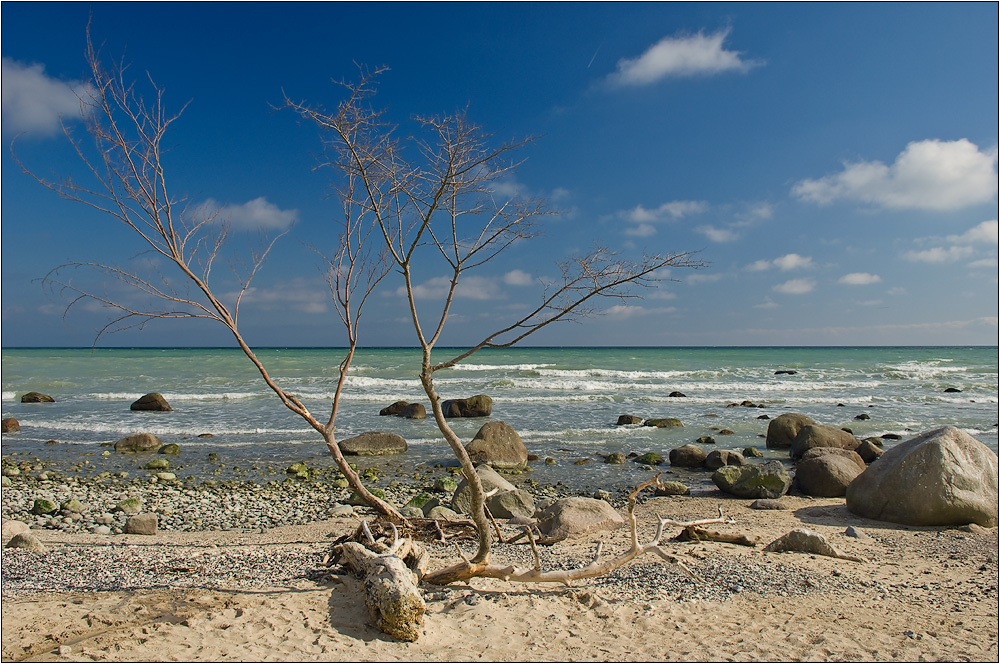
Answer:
[2,346,997,493]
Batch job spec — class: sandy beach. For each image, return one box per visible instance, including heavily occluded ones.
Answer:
[3,491,997,663]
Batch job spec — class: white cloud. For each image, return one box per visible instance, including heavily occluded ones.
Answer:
[396,275,503,301]
[687,272,722,284]
[608,28,761,87]
[195,197,298,231]
[696,225,739,242]
[747,253,812,271]
[903,246,976,264]
[773,278,816,295]
[839,272,882,285]
[625,223,658,238]
[792,139,998,211]
[754,297,779,309]
[624,200,707,223]
[1,57,91,136]
[772,253,813,271]
[503,269,535,286]
[229,280,329,314]
[947,219,998,246]
[604,304,676,318]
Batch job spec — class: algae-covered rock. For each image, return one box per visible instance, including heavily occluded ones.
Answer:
[159,443,181,455]
[712,460,791,499]
[145,458,170,470]
[30,498,58,515]
[634,452,663,466]
[114,433,163,453]
[114,497,143,515]
[604,452,627,464]
[645,418,683,428]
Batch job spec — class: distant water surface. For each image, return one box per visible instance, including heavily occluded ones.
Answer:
[2,346,997,493]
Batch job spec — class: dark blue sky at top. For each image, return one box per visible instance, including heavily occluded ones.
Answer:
[1,2,997,347]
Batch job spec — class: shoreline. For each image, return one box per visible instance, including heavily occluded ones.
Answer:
[3,491,997,662]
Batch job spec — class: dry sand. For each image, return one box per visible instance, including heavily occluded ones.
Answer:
[3,494,998,662]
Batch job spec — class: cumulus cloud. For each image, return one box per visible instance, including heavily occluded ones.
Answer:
[839,272,882,285]
[604,304,676,318]
[773,278,816,295]
[903,246,976,264]
[747,253,812,271]
[1,57,92,136]
[948,219,998,246]
[903,219,998,265]
[792,139,998,211]
[227,279,328,314]
[194,197,298,231]
[624,200,707,223]
[396,275,503,301]
[607,28,761,87]
[696,225,739,242]
[503,269,535,286]
[618,200,707,237]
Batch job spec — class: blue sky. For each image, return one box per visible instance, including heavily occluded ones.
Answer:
[2,2,997,347]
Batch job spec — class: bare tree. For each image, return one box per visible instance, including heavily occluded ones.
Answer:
[287,68,707,577]
[14,28,402,520]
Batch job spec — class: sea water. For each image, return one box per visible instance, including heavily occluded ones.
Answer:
[1,346,997,493]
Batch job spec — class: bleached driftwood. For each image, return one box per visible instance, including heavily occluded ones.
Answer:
[335,523,429,641]
[423,474,727,586]
[676,525,758,547]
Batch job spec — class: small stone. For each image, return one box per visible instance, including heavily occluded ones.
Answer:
[31,498,58,515]
[5,532,47,553]
[125,513,158,535]
[844,526,870,539]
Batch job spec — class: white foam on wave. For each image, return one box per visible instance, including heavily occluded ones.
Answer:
[1,391,17,401]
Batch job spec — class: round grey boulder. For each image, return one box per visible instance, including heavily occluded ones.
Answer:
[339,432,408,456]
[846,426,999,527]
[766,413,816,449]
[130,393,173,411]
[669,444,707,468]
[114,433,163,453]
[795,455,863,497]
[789,425,859,460]
[466,421,528,470]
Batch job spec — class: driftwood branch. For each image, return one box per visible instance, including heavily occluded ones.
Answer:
[422,474,724,586]
[335,520,430,641]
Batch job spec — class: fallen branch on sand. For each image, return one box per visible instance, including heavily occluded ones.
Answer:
[423,474,727,586]
[333,523,429,641]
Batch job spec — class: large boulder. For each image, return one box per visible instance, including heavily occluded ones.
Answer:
[441,395,492,418]
[451,464,516,514]
[669,444,707,468]
[532,497,624,544]
[487,489,535,520]
[766,413,816,449]
[799,447,866,472]
[339,432,408,456]
[795,455,863,497]
[379,401,427,419]
[712,460,791,499]
[20,392,54,403]
[114,433,163,453]
[125,513,158,535]
[704,449,746,471]
[466,421,528,470]
[4,532,47,553]
[1,418,20,434]
[846,426,999,527]
[789,425,859,460]
[130,393,173,412]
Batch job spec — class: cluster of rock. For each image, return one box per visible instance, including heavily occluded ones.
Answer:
[767,413,998,528]
[399,462,624,545]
